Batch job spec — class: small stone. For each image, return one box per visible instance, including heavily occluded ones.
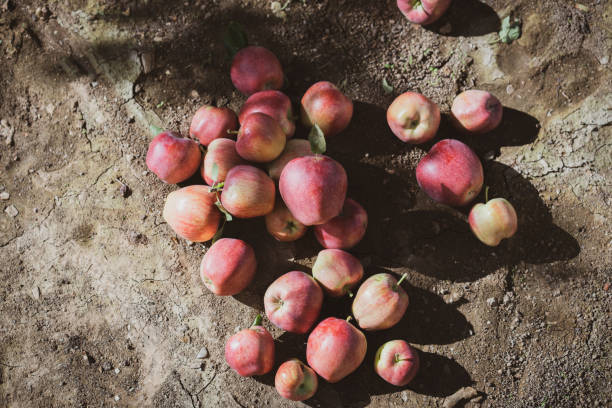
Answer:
[119,183,132,198]
[101,361,112,371]
[82,354,92,364]
[196,346,209,359]
[190,89,200,98]
[0,192,9,200]
[114,395,120,401]
[486,297,497,307]
[5,205,18,217]
[444,290,463,304]
[141,52,155,74]
[401,391,408,402]
[600,55,609,65]
[114,367,120,374]
[506,84,515,95]
[32,286,40,300]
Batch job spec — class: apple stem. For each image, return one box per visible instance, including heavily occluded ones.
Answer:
[485,186,490,203]
[346,316,353,323]
[252,314,263,327]
[227,129,239,135]
[396,273,408,286]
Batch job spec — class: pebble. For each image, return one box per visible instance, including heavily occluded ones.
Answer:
[114,368,120,374]
[0,192,9,200]
[101,361,112,371]
[506,84,515,94]
[190,89,200,98]
[114,395,120,401]
[486,297,497,307]
[503,292,513,304]
[5,205,18,217]
[196,346,209,359]
[32,286,40,300]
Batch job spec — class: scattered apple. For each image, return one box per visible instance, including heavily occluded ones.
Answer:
[312,249,364,297]
[225,315,275,376]
[146,131,201,184]
[265,200,307,242]
[190,105,238,146]
[313,198,368,249]
[301,81,353,137]
[374,340,420,386]
[268,139,313,180]
[201,138,245,185]
[397,0,452,25]
[451,90,503,134]
[234,112,286,163]
[352,273,409,331]
[162,185,221,242]
[386,92,441,144]
[221,165,275,218]
[239,90,296,139]
[275,359,318,401]
[231,46,284,96]
[200,238,256,296]
[468,197,518,246]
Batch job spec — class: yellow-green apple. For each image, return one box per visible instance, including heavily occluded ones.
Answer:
[313,198,368,249]
[352,273,409,331]
[397,0,452,25]
[275,359,318,401]
[189,105,238,146]
[451,90,503,134]
[235,113,286,163]
[239,90,295,139]
[468,197,518,246]
[265,200,307,242]
[416,139,483,206]
[201,138,245,185]
[225,315,274,376]
[312,249,364,297]
[264,271,323,334]
[162,185,221,242]
[231,46,283,96]
[200,238,256,296]
[374,340,420,386]
[268,139,313,180]
[221,165,275,218]
[301,81,353,137]
[146,131,201,183]
[386,92,441,144]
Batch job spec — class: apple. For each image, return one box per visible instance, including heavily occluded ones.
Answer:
[397,0,452,25]
[189,105,238,146]
[386,92,441,144]
[221,165,275,218]
[225,315,275,377]
[239,90,295,139]
[230,46,284,96]
[265,200,307,242]
[279,155,347,226]
[374,340,420,386]
[468,197,518,246]
[313,198,368,249]
[162,185,221,242]
[146,131,201,184]
[306,317,367,383]
[416,139,483,207]
[268,139,313,180]
[234,112,286,163]
[200,238,256,296]
[275,359,318,401]
[352,273,409,331]
[264,271,323,334]
[201,138,245,186]
[451,90,503,134]
[301,81,353,137]
[312,249,364,297]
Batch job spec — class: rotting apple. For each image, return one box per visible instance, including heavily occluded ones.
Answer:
[275,359,318,401]
[451,90,503,134]
[374,340,420,386]
[239,90,296,139]
[201,138,245,186]
[468,196,518,246]
[162,185,221,242]
[234,112,286,163]
[189,105,238,146]
[312,249,364,297]
[301,81,353,137]
[313,198,368,249]
[397,0,452,25]
[146,131,201,184]
[200,238,256,296]
[225,315,274,377]
[268,139,313,180]
[221,165,275,218]
[230,46,284,96]
[386,91,441,144]
[352,273,409,331]
[265,200,307,242]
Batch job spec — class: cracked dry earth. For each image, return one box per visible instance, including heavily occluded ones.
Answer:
[0,1,610,407]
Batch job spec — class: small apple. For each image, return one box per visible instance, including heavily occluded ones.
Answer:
[146,131,201,184]
[221,165,275,218]
[162,185,221,242]
[374,340,420,386]
[268,139,313,180]
[313,198,368,249]
[190,105,238,146]
[312,249,363,297]
[301,81,353,137]
[231,46,284,96]
[306,317,367,383]
[239,90,295,139]
[451,90,503,134]
[397,0,452,25]
[225,315,275,376]
[200,238,256,296]
[201,138,245,186]
[279,155,347,226]
[468,197,518,246]
[386,92,441,144]
[352,273,409,331]
[265,200,307,242]
[264,271,323,334]
[416,139,483,207]
[275,359,318,401]
[235,113,286,163]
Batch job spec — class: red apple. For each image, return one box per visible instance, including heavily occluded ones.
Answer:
[235,113,286,163]
[306,317,367,383]
[189,105,238,146]
[352,273,409,331]
[264,271,323,334]
[201,138,245,185]
[312,249,363,297]
[162,185,221,242]
[225,315,274,376]
[268,139,313,180]
[313,198,368,249]
[275,359,318,401]
[301,81,353,137]
[416,139,483,206]
[279,155,347,226]
[451,90,503,134]
[374,340,420,386]
[239,90,295,139]
[265,200,307,242]
[221,165,275,218]
[468,197,518,246]
[386,92,441,144]
[200,238,256,296]
[230,46,284,96]
[146,131,201,184]
[397,0,452,25]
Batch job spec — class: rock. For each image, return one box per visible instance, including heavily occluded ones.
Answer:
[503,292,513,304]
[196,346,209,359]
[506,84,515,94]
[486,297,497,307]
[114,367,120,374]
[101,361,112,371]
[140,52,155,74]
[0,192,9,200]
[32,286,40,300]
[4,205,18,217]
[190,89,200,98]
[444,290,463,304]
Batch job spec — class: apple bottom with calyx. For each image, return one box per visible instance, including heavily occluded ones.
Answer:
[468,193,518,246]
[275,359,318,401]
[225,315,275,377]
[374,340,420,386]
[265,200,307,242]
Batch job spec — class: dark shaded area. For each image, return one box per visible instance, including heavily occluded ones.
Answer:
[428,0,501,37]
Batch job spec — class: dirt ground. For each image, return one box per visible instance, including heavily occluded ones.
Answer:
[0,0,610,407]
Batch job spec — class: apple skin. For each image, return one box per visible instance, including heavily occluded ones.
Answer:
[236,113,286,163]
[189,106,238,146]
[301,81,353,137]
[374,340,420,386]
[200,238,256,296]
[268,139,313,180]
[230,46,284,96]
[387,92,441,144]
[275,359,318,401]
[239,90,295,139]
[416,139,483,207]
[312,249,364,297]
[162,185,221,242]
[201,138,245,186]
[221,165,275,218]
[279,155,347,226]
[265,200,307,242]
[313,198,368,249]
[451,90,503,134]
[146,131,201,184]
[225,316,275,377]
[468,198,518,246]
[352,273,409,331]
[264,271,323,334]
[397,0,452,25]
[306,317,367,383]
